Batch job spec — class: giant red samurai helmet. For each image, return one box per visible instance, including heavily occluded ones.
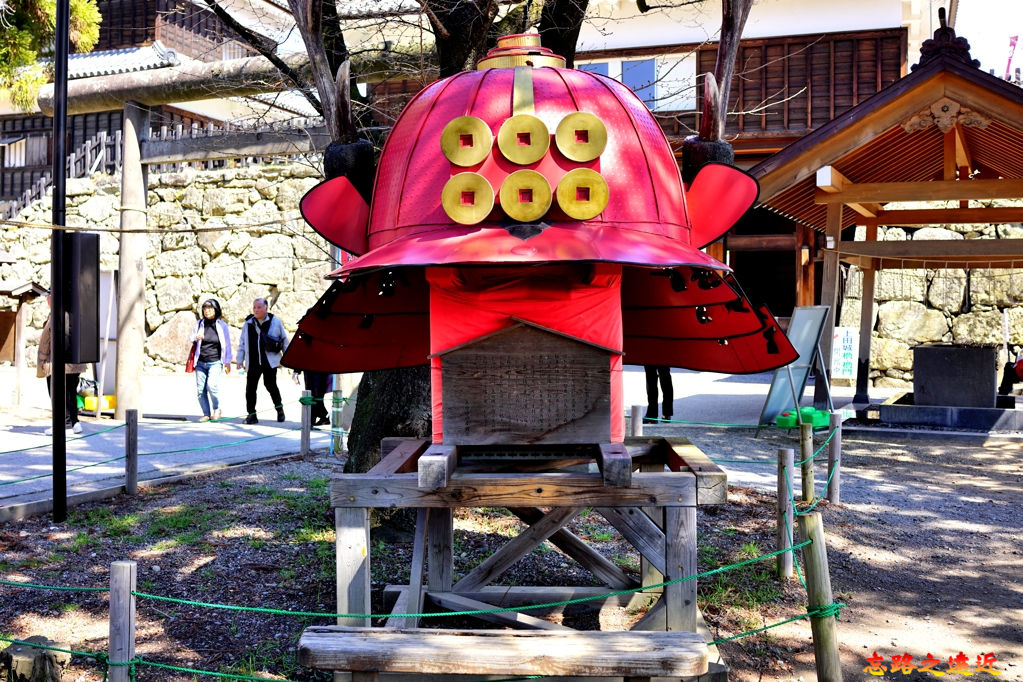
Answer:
[286,34,797,380]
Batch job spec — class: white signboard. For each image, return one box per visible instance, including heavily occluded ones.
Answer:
[831,327,858,380]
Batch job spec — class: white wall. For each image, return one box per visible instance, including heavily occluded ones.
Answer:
[578,0,904,52]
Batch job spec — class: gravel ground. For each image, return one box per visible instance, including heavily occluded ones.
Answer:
[1,425,1021,682]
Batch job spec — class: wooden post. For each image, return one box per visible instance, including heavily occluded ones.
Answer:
[300,389,311,455]
[13,295,27,407]
[827,411,841,504]
[427,508,454,591]
[800,422,815,502]
[335,508,370,626]
[124,409,137,496]
[114,102,149,420]
[631,405,643,436]
[108,561,136,682]
[853,260,877,404]
[664,506,697,632]
[776,447,794,578]
[797,513,843,682]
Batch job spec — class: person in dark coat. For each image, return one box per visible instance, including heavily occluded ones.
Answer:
[643,365,674,424]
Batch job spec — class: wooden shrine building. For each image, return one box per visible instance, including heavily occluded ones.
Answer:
[749,14,1023,401]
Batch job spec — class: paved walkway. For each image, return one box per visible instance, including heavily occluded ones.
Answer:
[0,364,901,517]
[0,367,334,517]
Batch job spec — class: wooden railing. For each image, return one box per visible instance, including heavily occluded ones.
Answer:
[1,116,325,220]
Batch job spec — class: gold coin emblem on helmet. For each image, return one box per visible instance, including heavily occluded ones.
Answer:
[500,169,553,223]
[441,172,495,225]
[555,112,607,162]
[497,114,550,166]
[556,168,609,220]
[440,116,493,167]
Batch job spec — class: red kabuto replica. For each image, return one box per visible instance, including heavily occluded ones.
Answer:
[285,33,797,445]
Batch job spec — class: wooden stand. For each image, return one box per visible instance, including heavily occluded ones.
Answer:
[300,436,726,680]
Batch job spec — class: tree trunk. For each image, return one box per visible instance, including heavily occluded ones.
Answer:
[345,365,432,473]
[539,0,590,68]
[428,0,500,77]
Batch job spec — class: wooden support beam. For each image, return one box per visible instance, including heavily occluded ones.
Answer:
[336,508,370,627]
[597,443,632,486]
[954,123,973,173]
[813,178,1023,204]
[874,206,1023,225]
[664,506,698,632]
[453,507,581,592]
[141,126,330,164]
[427,509,453,591]
[331,472,697,508]
[658,439,727,505]
[835,237,1023,269]
[385,509,429,629]
[815,166,879,217]
[596,507,666,575]
[725,234,796,251]
[297,627,709,678]
[428,592,572,630]
[418,445,458,489]
[370,439,428,475]
[510,507,636,589]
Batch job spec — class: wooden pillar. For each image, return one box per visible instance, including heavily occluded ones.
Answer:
[13,295,28,407]
[115,101,149,420]
[814,202,842,407]
[853,224,878,404]
[795,224,815,307]
[335,508,370,626]
[664,506,697,632]
[428,508,454,591]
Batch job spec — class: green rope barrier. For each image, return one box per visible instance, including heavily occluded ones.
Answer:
[781,464,809,590]
[795,461,839,517]
[132,540,811,620]
[0,635,107,661]
[0,451,129,487]
[708,601,845,645]
[0,579,108,592]
[0,422,126,457]
[133,657,291,681]
[645,417,758,428]
[139,424,304,457]
[795,425,837,466]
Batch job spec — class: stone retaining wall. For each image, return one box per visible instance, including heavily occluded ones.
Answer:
[837,222,1023,388]
[3,173,1022,387]
[0,163,331,371]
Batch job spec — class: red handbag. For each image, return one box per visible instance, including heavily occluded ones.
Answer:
[185,340,197,373]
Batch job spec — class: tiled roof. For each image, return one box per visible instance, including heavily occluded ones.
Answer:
[67,41,180,80]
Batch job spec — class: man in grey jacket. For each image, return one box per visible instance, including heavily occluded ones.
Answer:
[235,297,289,423]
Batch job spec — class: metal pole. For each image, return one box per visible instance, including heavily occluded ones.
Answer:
[50,0,71,523]
[827,411,842,504]
[301,389,312,455]
[125,409,138,495]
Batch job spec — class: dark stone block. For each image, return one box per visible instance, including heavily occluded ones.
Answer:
[913,345,998,408]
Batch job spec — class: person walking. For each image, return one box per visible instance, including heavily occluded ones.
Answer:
[236,297,288,424]
[190,298,232,422]
[643,364,674,424]
[293,369,332,426]
[37,294,89,435]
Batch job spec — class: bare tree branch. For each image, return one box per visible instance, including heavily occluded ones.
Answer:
[199,0,323,116]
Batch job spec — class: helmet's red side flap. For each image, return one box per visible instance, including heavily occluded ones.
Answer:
[686,163,760,249]
[300,176,370,255]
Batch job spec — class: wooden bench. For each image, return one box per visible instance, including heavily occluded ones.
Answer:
[299,626,709,681]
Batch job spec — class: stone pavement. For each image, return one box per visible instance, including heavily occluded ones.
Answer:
[0,366,334,519]
[0,363,898,519]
